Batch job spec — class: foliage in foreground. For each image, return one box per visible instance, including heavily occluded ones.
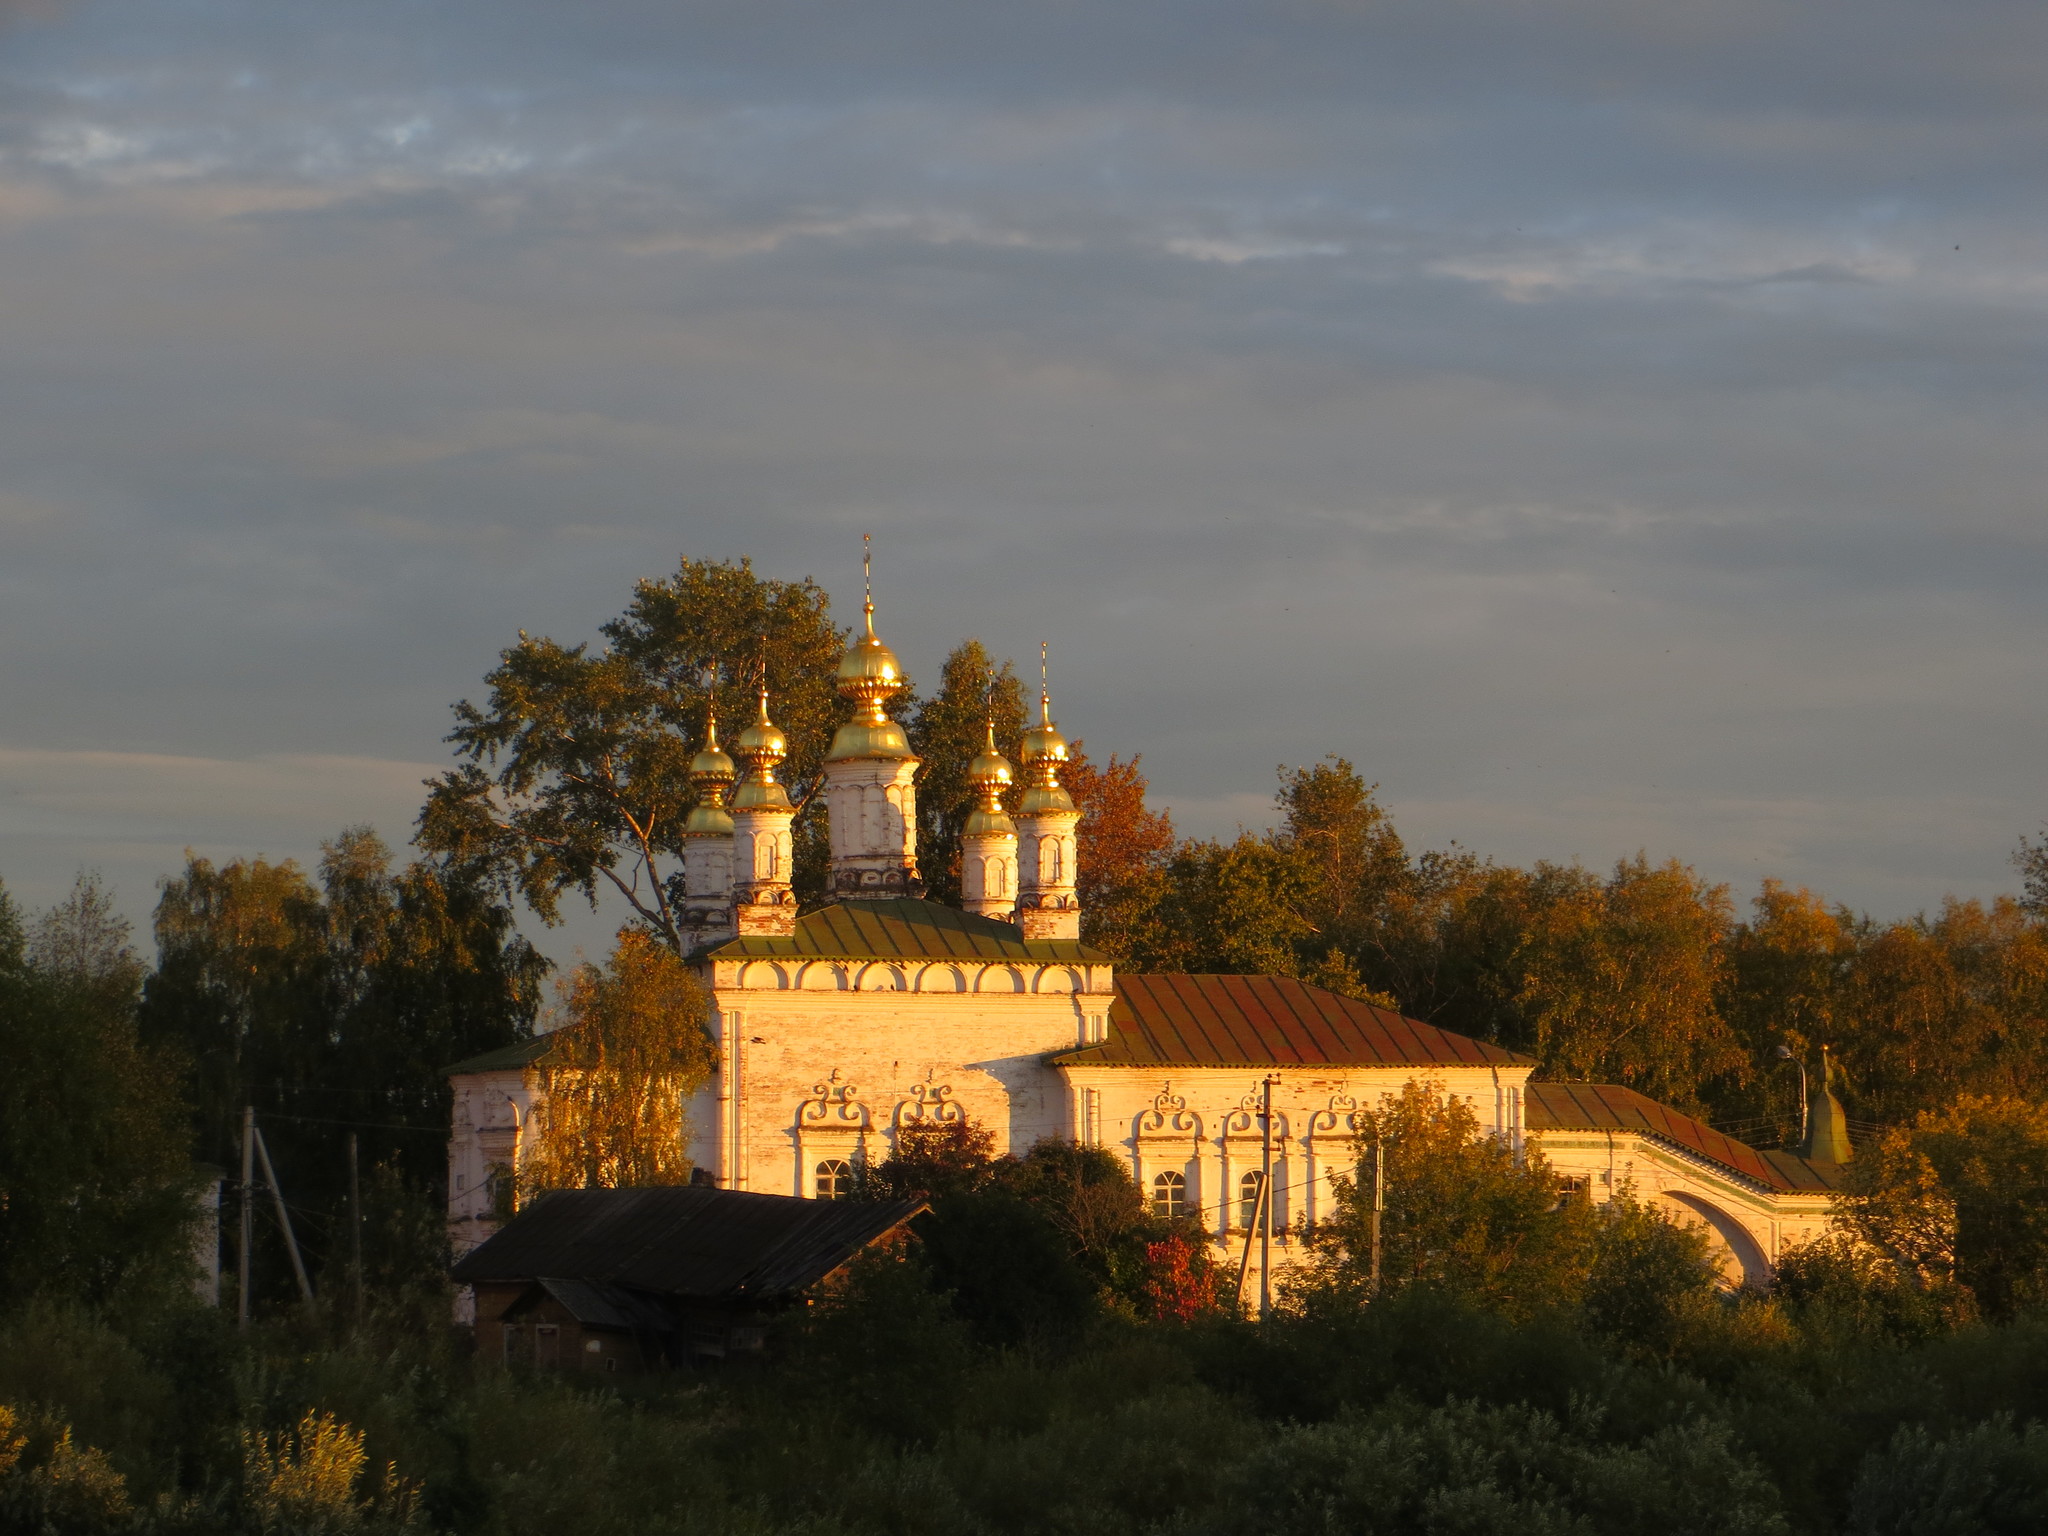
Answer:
[8,1264,2048,1536]
[858,1120,1227,1341]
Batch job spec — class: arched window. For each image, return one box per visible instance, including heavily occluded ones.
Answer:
[815,1158,854,1201]
[1239,1169,1265,1229]
[1151,1170,1187,1220]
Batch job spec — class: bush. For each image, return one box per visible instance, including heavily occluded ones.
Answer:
[1194,1398,1787,1536]
[916,1191,1098,1347]
[1850,1417,2048,1536]
[790,1241,974,1445]
[1775,1233,1973,1346]
[1580,1194,1722,1357]
[0,1404,134,1536]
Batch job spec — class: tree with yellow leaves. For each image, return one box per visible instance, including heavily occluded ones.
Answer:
[1835,1094,2048,1322]
[521,929,716,1194]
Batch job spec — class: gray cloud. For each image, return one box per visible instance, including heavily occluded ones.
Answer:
[0,0,2044,957]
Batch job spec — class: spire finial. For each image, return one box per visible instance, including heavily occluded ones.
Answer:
[728,642,789,803]
[1039,641,1052,726]
[863,533,875,639]
[967,662,1013,812]
[687,664,738,813]
[829,536,907,747]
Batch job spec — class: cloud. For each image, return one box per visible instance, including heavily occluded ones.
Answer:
[0,0,2044,942]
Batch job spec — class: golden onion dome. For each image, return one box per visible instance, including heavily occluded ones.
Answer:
[734,690,788,766]
[825,574,915,762]
[836,627,905,700]
[1019,719,1069,765]
[965,720,1016,837]
[689,743,737,779]
[686,713,737,834]
[1017,674,1075,816]
[730,686,794,811]
[688,715,737,787]
[969,727,1014,793]
[1020,667,1070,766]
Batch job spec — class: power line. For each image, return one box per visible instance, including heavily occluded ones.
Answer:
[258,1110,445,1134]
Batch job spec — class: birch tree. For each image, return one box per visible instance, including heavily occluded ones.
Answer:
[522,930,716,1193]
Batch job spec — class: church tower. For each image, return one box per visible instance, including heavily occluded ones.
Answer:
[960,710,1018,920]
[680,710,737,949]
[1015,648,1081,940]
[729,685,798,937]
[821,541,922,900]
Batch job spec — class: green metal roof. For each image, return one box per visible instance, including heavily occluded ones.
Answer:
[702,898,1106,964]
[445,1034,557,1076]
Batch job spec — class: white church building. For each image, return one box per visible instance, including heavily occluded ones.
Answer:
[449,586,1842,1300]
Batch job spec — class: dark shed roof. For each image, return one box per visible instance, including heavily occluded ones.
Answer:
[508,1276,678,1333]
[1053,974,1532,1069]
[446,1035,555,1076]
[702,898,1105,964]
[452,1187,925,1301]
[1525,1083,1845,1194]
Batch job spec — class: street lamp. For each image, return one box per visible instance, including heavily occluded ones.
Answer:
[1775,1044,1809,1144]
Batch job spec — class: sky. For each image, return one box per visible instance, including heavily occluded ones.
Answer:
[1,0,2045,964]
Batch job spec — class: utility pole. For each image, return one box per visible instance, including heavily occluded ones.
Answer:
[1234,1159,1267,1310]
[1259,1074,1277,1319]
[347,1132,364,1323]
[1368,1136,1385,1299]
[238,1106,255,1330]
[251,1124,315,1308]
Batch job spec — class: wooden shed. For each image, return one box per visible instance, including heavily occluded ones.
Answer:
[452,1186,925,1372]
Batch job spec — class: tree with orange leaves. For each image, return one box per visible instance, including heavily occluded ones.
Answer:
[1064,745,1175,963]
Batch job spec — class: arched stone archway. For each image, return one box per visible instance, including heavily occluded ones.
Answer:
[1661,1190,1771,1288]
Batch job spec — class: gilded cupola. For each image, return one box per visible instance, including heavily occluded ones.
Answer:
[730,686,793,810]
[684,711,737,834]
[1018,647,1075,816]
[827,540,914,762]
[965,717,1016,838]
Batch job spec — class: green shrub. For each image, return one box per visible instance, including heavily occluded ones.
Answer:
[1192,1398,1786,1536]
[1850,1416,2048,1536]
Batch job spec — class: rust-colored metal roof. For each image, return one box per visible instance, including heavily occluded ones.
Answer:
[1755,1149,1848,1193]
[704,899,1105,965]
[452,1186,926,1300]
[1052,974,1532,1069]
[1525,1083,1845,1194]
